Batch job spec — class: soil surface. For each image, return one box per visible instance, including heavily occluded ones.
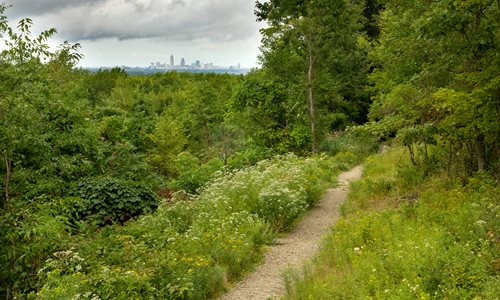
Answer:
[218,165,363,300]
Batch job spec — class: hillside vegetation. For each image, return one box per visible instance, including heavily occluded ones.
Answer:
[33,154,346,299]
[1,0,499,298]
[284,147,499,299]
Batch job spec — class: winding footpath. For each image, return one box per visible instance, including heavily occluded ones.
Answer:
[219,165,363,300]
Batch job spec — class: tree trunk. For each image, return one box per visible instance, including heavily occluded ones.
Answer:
[424,142,429,163]
[307,34,317,155]
[447,141,453,177]
[475,134,487,171]
[408,145,417,166]
[4,155,11,202]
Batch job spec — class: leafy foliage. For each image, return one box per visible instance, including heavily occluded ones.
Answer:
[0,197,79,297]
[320,127,378,162]
[0,8,93,203]
[229,70,307,153]
[367,0,500,174]
[166,153,224,194]
[70,177,159,226]
[254,0,372,153]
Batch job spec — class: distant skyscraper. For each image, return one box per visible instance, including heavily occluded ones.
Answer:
[170,55,174,67]
[195,60,200,68]
[180,57,185,67]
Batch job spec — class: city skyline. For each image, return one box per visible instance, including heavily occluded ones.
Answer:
[149,54,242,70]
[3,0,263,68]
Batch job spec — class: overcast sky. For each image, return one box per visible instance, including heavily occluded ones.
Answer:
[3,0,263,68]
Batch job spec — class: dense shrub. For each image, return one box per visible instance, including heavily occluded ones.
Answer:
[0,197,78,297]
[167,153,224,194]
[70,176,159,225]
[320,128,378,163]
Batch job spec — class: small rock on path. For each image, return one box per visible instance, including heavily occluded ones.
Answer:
[218,165,363,300]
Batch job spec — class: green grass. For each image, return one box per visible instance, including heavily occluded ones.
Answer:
[283,147,500,299]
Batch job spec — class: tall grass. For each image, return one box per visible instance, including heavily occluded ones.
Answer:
[284,147,500,299]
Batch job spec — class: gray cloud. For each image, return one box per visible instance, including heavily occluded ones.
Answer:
[4,0,107,18]
[5,0,258,43]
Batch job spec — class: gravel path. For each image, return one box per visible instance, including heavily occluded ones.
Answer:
[218,165,363,300]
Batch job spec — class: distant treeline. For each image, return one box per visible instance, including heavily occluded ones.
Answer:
[86,67,251,75]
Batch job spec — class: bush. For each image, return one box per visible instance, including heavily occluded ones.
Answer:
[227,147,267,170]
[167,153,224,194]
[0,197,77,297]
[256,181,307,230]
[70,176,159,225]
[320,128,378,163]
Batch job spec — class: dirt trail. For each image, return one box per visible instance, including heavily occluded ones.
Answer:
[219,165,363,300]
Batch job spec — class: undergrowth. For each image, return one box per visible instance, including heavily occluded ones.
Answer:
[0,129,376,299]
[284,147,499,299]
[29,153,348,299]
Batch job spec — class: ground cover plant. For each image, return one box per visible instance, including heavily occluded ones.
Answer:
[31,153,359,299]
[283,147,500,299]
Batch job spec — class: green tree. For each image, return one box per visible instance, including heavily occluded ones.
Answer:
[256,0,370,153]
[84,67,127,107]
[146,114,187,176]
[0,7,97,297]
[369,0,499,173]
[229,70,307,153]
[0,9,86,202]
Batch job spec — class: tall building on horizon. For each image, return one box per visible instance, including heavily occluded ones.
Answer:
[180,57,185,67]
[170,54,174,67]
